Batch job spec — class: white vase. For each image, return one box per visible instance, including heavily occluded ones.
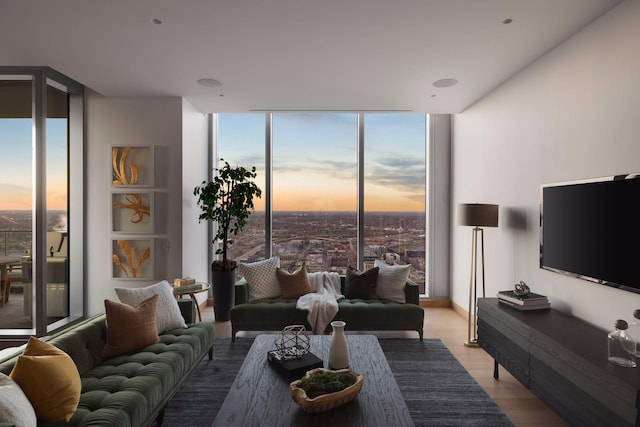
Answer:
[328,320,349,369]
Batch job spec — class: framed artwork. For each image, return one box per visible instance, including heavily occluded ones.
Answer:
[112,238,154,280]
[111,146,154,187]
[111,192,154,233]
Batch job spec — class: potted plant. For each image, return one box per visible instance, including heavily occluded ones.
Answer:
[193,159,262,321]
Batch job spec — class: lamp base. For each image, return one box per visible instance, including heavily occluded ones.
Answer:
[464,340,480,348]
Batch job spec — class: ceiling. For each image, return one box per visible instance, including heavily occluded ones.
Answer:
[0,0,623,114]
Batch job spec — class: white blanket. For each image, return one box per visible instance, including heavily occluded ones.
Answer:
[296,272,344,334]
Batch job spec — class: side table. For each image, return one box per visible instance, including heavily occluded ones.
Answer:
[173,282,211,322]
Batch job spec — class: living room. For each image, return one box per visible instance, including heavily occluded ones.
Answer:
[2,0,640,425]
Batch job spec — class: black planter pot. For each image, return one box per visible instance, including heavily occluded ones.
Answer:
[212,268,236,322]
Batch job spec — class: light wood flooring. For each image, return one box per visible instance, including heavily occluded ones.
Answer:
[200,305,567,427]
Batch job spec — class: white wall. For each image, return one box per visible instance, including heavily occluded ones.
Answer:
[181,99,210,305]
[86,96,184,315]
[451,0,640,330]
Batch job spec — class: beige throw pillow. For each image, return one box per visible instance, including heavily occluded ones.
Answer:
[0,372,37,427]
[239,257,281,301]
[115,280,187,333]
[374,259,410,303]
[277,263,314,299]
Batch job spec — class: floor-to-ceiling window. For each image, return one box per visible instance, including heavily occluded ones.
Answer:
[218,112,428,295]
[0,68,84,342]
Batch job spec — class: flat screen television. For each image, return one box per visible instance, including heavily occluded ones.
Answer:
[540,174,640,293]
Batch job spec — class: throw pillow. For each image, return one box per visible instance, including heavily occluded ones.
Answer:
[277,262,314,299]
[101,295,160,358]
[238,257,281,301]
[344,266,379,300]
[9,337,81,423]
[115,280,187,333]
[374,259,410,303]
[0,373,37,427]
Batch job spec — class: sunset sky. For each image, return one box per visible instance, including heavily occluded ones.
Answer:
[219,113,426,212]
[0,118,68,211]
[1,113,426,213]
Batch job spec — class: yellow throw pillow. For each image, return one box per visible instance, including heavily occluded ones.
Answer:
[9,336,81,423]
[101,294,160,358]
[277,263,314,299]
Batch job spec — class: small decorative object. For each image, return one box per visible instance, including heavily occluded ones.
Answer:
[629,310,640,357]
[514,280,530,296]
[274,325,311,360]
[111,146,153,187]
[328,321,349,369]
[290,368,363,413]
[608,319,637,368]
[268,325,322,380]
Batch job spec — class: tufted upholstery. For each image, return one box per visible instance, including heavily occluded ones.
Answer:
[231,276,423,341]
[0,301,214,427]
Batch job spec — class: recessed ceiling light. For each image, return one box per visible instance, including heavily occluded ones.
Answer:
[432,78,458,88]
[502,18,513,24]
[198,78,222,88]
[151,18,162,25]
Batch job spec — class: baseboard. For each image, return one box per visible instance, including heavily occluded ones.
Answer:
[419,299,451,308]
[451,300,469,318]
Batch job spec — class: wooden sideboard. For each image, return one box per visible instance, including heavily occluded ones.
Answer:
[478,297,640,427]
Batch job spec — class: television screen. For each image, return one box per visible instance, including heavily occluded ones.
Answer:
[540,174,640,293]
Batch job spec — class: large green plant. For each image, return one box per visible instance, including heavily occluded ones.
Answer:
[193,159,262,272]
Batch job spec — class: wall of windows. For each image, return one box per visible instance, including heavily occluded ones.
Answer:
[0,68,84,342]
[217,112,428,295]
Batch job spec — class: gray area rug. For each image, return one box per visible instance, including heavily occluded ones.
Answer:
[163,337,513,427]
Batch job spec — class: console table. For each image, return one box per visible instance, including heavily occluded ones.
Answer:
[478,297,640,427]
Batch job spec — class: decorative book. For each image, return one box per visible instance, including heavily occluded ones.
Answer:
[267,350,323,381]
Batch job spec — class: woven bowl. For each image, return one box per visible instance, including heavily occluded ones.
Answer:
[290,368,364,413]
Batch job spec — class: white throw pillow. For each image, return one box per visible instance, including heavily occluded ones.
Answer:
[374,259,410,303]
[0,373,37,427]
[115,280,187,333]
[239,257,281,301]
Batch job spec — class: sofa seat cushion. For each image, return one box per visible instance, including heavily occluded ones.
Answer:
[39,321,214,427]
[231,299,311,330]
[335,299,424,331]
[231,297,423,334]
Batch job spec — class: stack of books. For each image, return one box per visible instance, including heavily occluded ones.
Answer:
[497,290,550,311]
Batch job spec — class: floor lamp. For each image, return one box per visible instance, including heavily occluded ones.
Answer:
[458,203,499,347]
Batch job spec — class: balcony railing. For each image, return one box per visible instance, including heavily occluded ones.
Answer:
[1,230,32,256]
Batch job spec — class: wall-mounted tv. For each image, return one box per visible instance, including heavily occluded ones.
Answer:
[540,174,640,293]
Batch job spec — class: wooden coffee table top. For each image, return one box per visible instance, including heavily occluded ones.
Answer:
[213,334,413,427]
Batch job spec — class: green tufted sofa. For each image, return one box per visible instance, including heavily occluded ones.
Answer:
[231,276,424,341]
[0,300,214,427]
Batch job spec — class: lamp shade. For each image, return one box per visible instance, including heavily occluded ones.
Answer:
[458,203,499,227]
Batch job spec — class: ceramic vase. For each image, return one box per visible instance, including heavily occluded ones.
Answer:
[328,320,349,369]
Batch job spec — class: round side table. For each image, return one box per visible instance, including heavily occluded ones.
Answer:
[173,282,211,322]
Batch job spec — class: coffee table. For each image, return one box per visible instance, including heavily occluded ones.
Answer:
[213,334,414,426]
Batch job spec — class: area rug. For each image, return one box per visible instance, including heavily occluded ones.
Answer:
[162,337,513,426]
